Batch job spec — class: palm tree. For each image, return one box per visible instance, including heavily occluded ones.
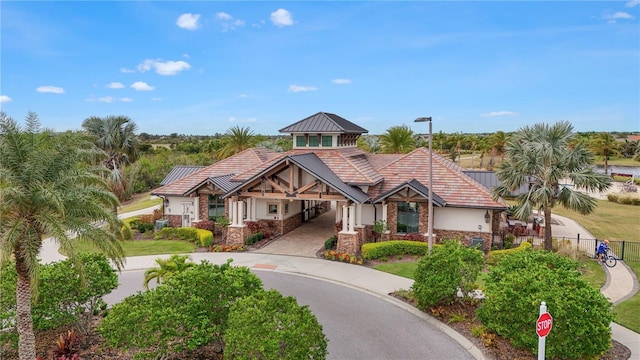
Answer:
[467,134,479,168]
[215,126,258,159]
[488,131,508,168]
[0,112,125,360]
[493,121,612,251]
[143,254,194,289]
[379,125,416,154]
[589,133,620,175]
[82,115,141,201]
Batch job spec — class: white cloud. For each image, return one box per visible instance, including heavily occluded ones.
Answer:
[332,78,352,84]
[216,12,233,20]
[215,12,245,32]
[137,59,191,75]
[228,117,256,123]
[602,11,634,23]
[106,82,125,89]
[98,96,113,103]
[183,53,190,59]
[288,85,318,93]
[176,13,201,30]
[119,97,134,102]
[131,81,155,91]
[152,97,162,101]
[0,95,12,103]
[120,68,135,73]
[625,0,639,7]
[481,111,518,117]
[271,9,294,27]
[36,86,64,94]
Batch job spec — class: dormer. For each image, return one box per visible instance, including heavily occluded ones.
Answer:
[279,112,368,149]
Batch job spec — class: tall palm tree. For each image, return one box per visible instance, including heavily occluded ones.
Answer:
[215,126,258,160]
[493,121,611,251]
[82,115,141,201]
[379,125,416,154]
[488,131,508,168]
[467,134,479,168]
[589,132,620,175]
[143,254,194,289]
[0,112,125,360]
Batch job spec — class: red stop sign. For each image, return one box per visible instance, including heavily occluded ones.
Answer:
[536,313,553,337]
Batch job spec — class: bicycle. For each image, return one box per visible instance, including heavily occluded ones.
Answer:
[599,248,617,268]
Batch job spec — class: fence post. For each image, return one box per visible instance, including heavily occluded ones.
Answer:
[621,241,625,261]
[594,239,599,259]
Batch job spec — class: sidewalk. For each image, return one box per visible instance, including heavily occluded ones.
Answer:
[38,207,640,359]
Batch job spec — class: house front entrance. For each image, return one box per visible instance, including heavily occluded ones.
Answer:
[255,210,336,257]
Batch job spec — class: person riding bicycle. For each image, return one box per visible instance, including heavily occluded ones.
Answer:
[597,239,610,262]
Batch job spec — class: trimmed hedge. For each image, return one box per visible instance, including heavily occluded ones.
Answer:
[155,227,213,247]
[362,240,437,260]
[486,241,532,265]
[607,193,640,206]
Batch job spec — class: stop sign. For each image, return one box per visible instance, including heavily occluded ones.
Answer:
[536,312,553,337]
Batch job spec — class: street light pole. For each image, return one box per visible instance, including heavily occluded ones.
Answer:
[414,117,433,255]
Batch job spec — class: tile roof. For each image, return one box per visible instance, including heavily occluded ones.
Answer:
[159,166,205,185]
[151,148,279,196]
[369,148,506,209]
[279,112,368,134]
[373,178,446,205]
[225,153,371,203]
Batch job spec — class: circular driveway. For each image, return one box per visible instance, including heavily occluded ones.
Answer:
[105,269,477,360]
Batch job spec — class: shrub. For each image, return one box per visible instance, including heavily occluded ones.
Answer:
[486,241,532,265]
[155,226,199,242]
[324,236,337,250]
[196,229,214,247]
[210,244,246,252]
[245,232,264,246]
[503,233,515,249]
[412,240,484,309]
[98,260,263,359]
[362,240,434,260]
[607,193,640,206]
[245,221,262,233]
[477,250,614,359]
[0,253,118,348]
[224,290,328,360]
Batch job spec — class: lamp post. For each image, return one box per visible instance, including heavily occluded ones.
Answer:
[414,116,433,255]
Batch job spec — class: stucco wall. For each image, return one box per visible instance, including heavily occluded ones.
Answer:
[435,207,492,233]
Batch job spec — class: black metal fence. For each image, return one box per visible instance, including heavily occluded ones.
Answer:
[491,234,640,262]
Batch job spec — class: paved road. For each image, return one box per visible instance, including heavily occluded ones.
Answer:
[105,269,476,360]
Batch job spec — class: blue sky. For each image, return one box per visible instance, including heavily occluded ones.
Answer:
[1,1,639,136]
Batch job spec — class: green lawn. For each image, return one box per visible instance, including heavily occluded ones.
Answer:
[373,261,418,279]
[578,256,606,289]
[551,200,640,242]
[614,261,640,333]
[118,192,163,214]
[65,239,195,257]
[594,157,640,167]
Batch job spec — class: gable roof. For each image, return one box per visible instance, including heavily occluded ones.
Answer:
[373,178,446,205]
[160,166,205,186]
[185,174,237,195]
[225,153,371,203]
[151,148,279,196]
[279,112,368,134]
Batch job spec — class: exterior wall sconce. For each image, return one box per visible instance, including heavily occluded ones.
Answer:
[484,210,490,223]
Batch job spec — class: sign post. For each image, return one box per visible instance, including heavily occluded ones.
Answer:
[536,302,553,360]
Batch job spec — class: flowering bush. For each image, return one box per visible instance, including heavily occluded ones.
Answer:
[323,250,363,265]
[210,244,246,252]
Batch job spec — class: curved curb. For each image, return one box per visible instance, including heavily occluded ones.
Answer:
[255,268,488,360]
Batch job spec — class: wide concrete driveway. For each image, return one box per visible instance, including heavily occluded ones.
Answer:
[255,210,336,257]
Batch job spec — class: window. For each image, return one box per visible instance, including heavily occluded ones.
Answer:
[267,203,278,215]
[284,203,289,214]
[321,135,332,147]
[296,136,306,147]
[308,135,319,147]
[396,201,419,234]
[208,195,225,220]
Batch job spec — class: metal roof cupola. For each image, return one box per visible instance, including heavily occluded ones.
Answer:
[279,112,368,149]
